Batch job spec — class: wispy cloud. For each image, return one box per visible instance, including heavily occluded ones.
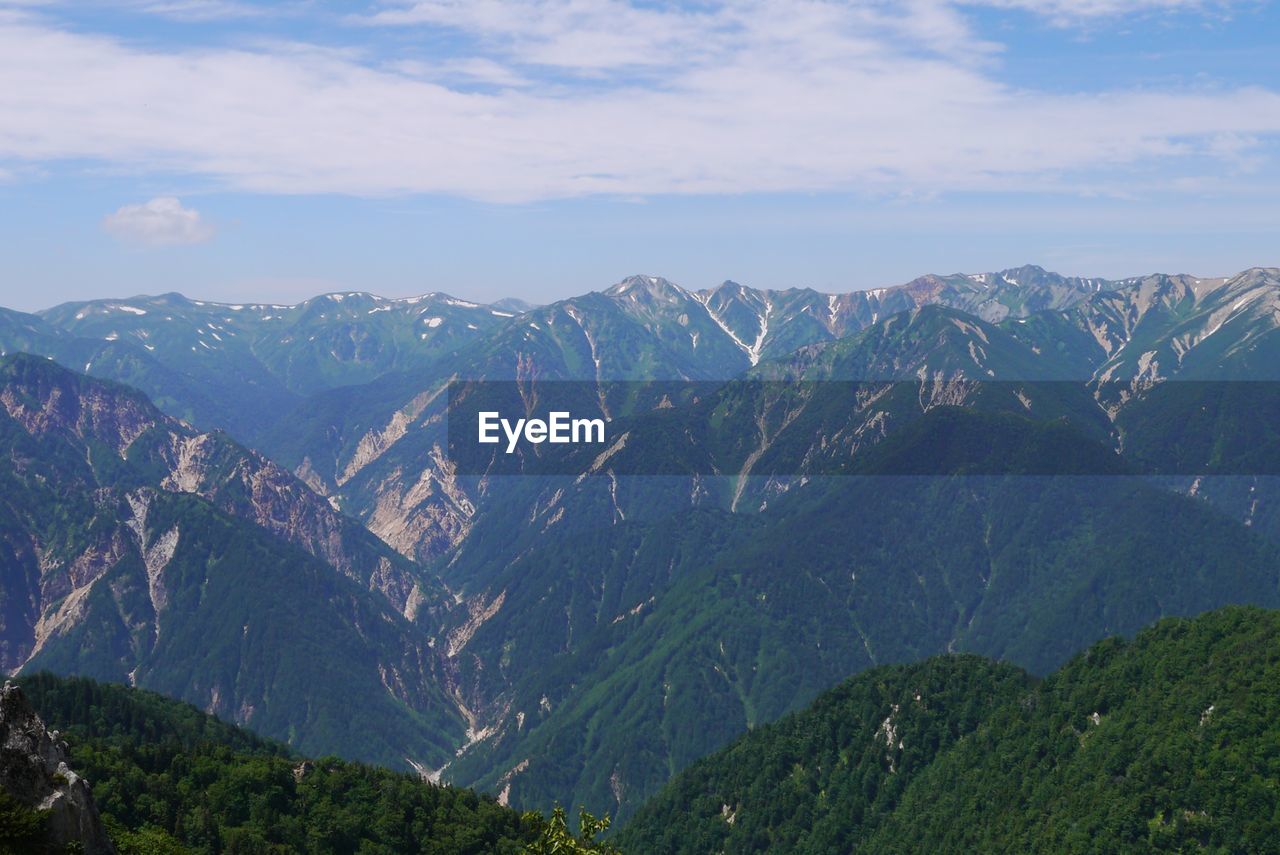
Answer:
[965,0,1232,22]
[358,1,737,71]
[11,0,280,20]
[102,197,216,245]
[129,0,266,20]
[0,1,1273,202]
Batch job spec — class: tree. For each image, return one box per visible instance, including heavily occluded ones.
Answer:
[524,806,619,855]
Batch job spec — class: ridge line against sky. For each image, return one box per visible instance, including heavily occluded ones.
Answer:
[13,264,1273,316]
[0,0,1277,309]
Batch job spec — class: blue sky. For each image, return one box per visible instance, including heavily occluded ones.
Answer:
[0,0,1277,311]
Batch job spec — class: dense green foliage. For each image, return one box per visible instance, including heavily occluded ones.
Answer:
[620,606,1280,853]
[18,673,538,854]
[524,807,619,855]
[618,656,1031,853]
[866,605,1280,853]
[0,788,51,854]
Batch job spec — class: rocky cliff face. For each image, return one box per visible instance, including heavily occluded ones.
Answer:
[0,353,447,627]
[0,354,466,771]
[0,681,112,854]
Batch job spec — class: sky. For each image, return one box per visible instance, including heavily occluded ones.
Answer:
[0,0,1278,311]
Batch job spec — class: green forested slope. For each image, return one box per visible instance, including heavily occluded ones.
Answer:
[16,673,538,854]
[620,606,1280,854]
[617,656,1031,853]
[866,605,1280,853]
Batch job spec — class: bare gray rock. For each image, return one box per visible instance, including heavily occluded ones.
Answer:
[0,681,113,854]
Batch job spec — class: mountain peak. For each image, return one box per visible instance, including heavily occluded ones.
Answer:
[492,296,537,314]
[961,264,1059,290]
[605,275,692,303]
[998,263,1050,279]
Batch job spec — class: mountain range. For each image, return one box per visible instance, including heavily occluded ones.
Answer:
[2,263,1279,825]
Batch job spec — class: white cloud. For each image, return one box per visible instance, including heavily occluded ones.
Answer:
[6,0,277,20]
[965,0,1225,20]
[102,197,216,245]
[0,2,1274,202]
[129,1,268,21]
[359,1,736,71]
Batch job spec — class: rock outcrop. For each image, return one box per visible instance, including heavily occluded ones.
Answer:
[0,681,113,854]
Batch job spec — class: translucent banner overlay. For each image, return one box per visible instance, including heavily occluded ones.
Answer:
[445,380,1280,476]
